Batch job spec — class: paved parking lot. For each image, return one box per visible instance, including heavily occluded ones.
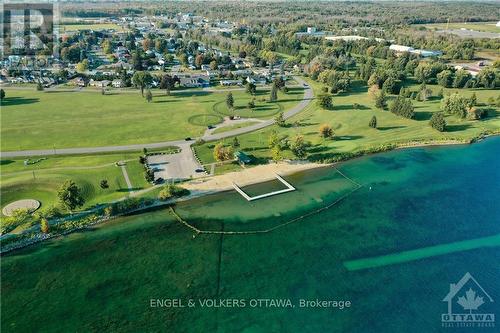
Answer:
[147,143,205,181]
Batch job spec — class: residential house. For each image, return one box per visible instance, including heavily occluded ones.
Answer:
[220,79,242,86]
[179,75,210,88]
[112,79,125,88]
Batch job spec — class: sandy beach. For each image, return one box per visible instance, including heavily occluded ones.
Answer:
[182,160,326,195]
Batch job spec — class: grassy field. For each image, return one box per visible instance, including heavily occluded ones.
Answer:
[0,152,152,217]
[195,78,500,165]
[415,22,500,33]
[0,88,303,151]
[211,121,260,134]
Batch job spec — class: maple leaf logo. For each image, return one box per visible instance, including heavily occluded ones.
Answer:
[457,288,484,313]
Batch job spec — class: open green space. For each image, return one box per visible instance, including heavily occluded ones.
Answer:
[0,152,151,217]
[213,88,302,118]
[195,78,500,165]
[415,22,500,33]
[211,121,260,134]
[0,88,304,151]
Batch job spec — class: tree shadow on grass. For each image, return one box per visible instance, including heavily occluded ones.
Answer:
[335,135,364,141]
[0,160,15,165]
[44,90,77,94]
[414,111,434,121]
[173,91,211,98]
[446,123,472,132]
[242,153,268,164]
[116,187,143,192]
[378,126,407,131]
[0,97,39,106]
[333,104,370,111]
[308,145,330,154]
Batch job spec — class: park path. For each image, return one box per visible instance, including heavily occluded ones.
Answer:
[120,165,134,192]
[0,77,313,158]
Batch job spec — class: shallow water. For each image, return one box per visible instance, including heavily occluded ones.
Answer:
[2,137,500,332]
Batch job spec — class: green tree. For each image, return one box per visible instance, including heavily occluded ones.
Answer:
[270,83,278,102]
[160,74,175,95]
[369,115,377,128]
[226,92,234,109]
[441,93,468,119]
[232,137,240,148]
[100,180,109,189]
[417,83,432,102]
[382,77,397,94]
[132,71,153,96]
[271,145,282,162]
[158,185,190,200]
[437,70,453,88]
[275,112,286,127]
[36,82,44,91]
[145,89,153,102]
[429,112,446,132]
[268,130,280,149]
[317,94,333,109]
[57,180,85,212]
[144,168,155,182]
[0,89,5,100]
[375,90,387,109]
[468,92,477,108]
[291,135,308,158]
[245,82,256,95]
[389,96,414,119]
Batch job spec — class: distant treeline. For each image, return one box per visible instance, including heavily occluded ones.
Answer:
[61,1,500,26]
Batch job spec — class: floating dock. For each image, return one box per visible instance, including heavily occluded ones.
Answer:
[232,174,296,201]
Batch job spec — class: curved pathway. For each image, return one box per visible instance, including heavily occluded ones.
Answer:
[0,77,313,158]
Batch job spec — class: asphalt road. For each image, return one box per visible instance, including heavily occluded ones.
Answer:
[0,77,313,158]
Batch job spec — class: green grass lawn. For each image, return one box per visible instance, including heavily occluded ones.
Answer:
[0,88,303,151]
[0,152,151,216]
[195,77,500,165]
[211,121,260,134]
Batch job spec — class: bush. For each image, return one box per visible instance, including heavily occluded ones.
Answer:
[369,116,377,128]
[158,185,190,201]
[317,94,333,109]
[429,112,446,132]
[319,124,334,138]
[467,107,488,120]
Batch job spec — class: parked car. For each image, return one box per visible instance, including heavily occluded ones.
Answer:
[195,168,205,173]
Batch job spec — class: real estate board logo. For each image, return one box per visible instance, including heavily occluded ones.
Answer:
[442,272,495,328]
[2,2,58,58]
